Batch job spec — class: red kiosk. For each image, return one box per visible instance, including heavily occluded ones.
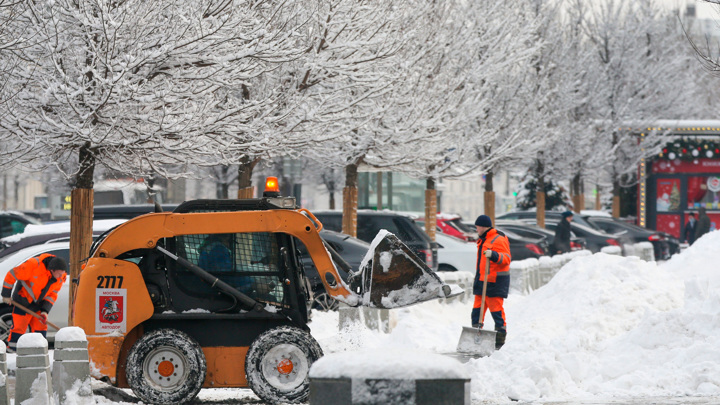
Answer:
[642,122,720,241]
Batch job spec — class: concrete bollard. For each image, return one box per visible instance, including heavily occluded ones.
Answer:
[309,349,470,405]
[52,327,93,404]
[339,306,395,333]
[0,341,9,405]
[15,333,53,405]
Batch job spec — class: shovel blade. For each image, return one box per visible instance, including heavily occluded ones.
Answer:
[456,326,496,357]
[352,232,451,309]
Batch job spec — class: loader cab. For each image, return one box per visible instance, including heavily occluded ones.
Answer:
[109,198,311,327]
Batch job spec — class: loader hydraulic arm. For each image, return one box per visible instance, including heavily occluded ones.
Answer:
[89,210,357,303]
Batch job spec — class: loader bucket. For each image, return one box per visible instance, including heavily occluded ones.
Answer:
[351,231,455,309]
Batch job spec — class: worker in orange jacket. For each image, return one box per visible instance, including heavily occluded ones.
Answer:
[472,215,511,349]
[1,253,67,352]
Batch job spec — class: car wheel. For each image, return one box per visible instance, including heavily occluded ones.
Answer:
[311,292,339,311]
[126,328,206,405]
[246,326,323,404]
[438,264,457,272]
[0,307,12,342]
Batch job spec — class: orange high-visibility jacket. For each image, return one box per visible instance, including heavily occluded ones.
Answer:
[2,253,66,313]
[474,228,511,298]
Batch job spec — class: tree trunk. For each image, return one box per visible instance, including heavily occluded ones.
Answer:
[342,162,360,237]
[595,183,601,210]
[537,174,545,228]
[484,171,495,226]
[329,192,335,210]
[572,174,582,213]
[69,142,95,325]
[425,178,437,241]
[612,179,621,218]
[237,156,259,199]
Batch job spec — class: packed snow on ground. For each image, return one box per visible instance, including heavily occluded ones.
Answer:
[310,348,469,380]
[11,231,720,404]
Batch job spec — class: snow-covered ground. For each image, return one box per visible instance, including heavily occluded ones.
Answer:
[7,230,720,404]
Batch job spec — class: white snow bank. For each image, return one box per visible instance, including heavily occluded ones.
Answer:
[17,333,48,349]
[55,327,87,342]
[309,349,469,380]
[311,235,720,403]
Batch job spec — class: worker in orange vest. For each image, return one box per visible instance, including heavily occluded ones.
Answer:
[1,253,67,352]
[472,215,511,349]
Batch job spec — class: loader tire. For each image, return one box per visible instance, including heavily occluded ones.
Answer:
[126,328,206,405]
[246,326,323,404]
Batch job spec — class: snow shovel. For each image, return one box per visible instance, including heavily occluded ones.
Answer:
[456,250,496,356]
[10,299,61,331]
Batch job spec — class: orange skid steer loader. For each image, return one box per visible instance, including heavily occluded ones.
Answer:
[72,190,453,404]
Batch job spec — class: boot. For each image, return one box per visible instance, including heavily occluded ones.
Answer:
[495,328,507,350]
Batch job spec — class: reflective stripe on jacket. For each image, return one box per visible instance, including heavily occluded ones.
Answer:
[473,228,511,298]
[1,253,66,313]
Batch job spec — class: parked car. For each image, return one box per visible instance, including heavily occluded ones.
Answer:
[457,219,553,260]
[297,230,370,311]
[93,203,179,220]
[0,211,41,239]
[582,215,680,260]
[497,210,600,231]
[520,219,623,254]
[312,210,439,271]
[494,219,587,254]
[0,219,126,260]
[0,242,71,342]
[433,233,478,273]
[419,213,478,241]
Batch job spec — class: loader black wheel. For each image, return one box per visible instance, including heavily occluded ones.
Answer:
[0,307,13,342]
[126,328,206,405]
[246,326,323,404]
[311,292,340,311]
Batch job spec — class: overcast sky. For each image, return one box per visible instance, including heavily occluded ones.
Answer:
[661,0,720,18]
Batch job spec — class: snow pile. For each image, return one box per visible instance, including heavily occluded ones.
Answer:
[17,333,48,349]
[55,327,87,342]
[310,349,469,380]
[22,372,52,405]
[311,231,720,403]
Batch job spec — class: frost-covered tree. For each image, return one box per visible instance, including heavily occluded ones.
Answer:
[578,0,700,217]
[515,175,571,211]
[282,0,416,236]
[1,0,308,310]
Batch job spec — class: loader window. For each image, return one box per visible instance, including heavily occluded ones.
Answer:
[174,232,284,304]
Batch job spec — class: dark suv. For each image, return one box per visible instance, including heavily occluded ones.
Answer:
[312,210,439,271]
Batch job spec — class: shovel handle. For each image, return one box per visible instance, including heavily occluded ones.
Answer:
[10,300,61,331]
[478,251,491,329]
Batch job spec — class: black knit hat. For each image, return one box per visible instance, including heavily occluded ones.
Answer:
[475,215,492,227]
[562,210,573,218]
[47,257,67,272]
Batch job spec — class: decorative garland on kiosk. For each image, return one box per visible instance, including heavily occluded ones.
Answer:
[658,139,720,161]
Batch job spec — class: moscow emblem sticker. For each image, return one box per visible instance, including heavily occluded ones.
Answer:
[96,288,127,333]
